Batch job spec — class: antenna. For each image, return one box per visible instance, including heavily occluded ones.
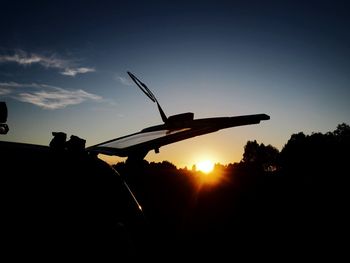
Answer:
[127,71,168,123]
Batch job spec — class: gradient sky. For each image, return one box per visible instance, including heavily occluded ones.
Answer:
[1,0,349,168]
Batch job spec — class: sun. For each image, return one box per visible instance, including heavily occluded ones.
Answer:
[196,160,215,174]
[192,158,225,187]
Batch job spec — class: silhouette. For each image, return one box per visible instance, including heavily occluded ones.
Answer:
[0,101,9,134]
[49,131,67,152]
[65,134,86,154]
[242,140,279,171]
[113,123,349,258]
[49,133,87,156]
[1,72,272,259]
[3,119,348,258]
[87,72,269,157]
[2,140,145,260]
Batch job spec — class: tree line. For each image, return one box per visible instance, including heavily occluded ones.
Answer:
[113,123,349,257]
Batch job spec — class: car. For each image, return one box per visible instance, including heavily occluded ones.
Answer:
[1,72,269,258]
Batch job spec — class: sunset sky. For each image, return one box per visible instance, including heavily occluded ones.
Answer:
[1,0,349,168]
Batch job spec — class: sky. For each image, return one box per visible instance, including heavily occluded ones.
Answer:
[1,0,349,168]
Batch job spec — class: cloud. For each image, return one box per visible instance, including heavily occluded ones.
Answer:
[0,81,42,89]
[116,75,133,86]
[0,53,41,65]
[0,50,95,77]
[17,88,101,110]
[0,88,11,95]
[61,67,96,76]
[0,50,66,68]
[0,81,102,109]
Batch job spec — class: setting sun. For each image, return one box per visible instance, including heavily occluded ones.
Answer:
[196,160,215,174]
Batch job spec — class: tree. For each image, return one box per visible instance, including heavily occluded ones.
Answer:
[242,140,260,163]
[333,123,350,137]
[242,140,279,172]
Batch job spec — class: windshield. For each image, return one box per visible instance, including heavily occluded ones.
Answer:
[99,128,191,149]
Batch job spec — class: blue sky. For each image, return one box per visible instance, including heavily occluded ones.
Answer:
[1,0,349,167]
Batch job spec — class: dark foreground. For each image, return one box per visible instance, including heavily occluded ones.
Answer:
[1,139,347,260]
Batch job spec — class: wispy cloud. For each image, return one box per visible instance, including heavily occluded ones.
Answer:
[17,88,101,109]
[61,67,95,76]
[0,53,41,65]
[0,81,43,89]
[0,50,95,77]
[116,75,133,86]
[0,88,11,95]
[0,81,102,109]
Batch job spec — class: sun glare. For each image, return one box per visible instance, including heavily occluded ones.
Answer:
[193,159,225,187]
[196,160,215,174]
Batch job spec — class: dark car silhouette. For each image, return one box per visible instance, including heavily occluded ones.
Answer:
[1,73,269,258]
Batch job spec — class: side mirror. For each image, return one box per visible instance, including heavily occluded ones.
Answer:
[0,102,9,134]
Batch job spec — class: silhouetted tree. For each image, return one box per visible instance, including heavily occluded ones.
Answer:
[280,124,349,177]
[112,123,349,257]
[333,122,350,137]
[278,123,349,249]
[242,140,279,172]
